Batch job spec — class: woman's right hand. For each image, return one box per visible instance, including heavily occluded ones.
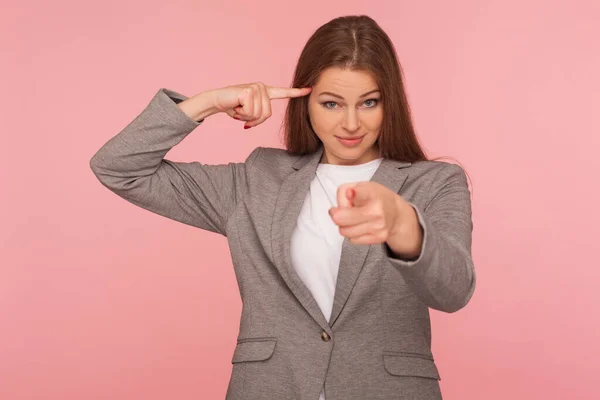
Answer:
[208,83,312,128]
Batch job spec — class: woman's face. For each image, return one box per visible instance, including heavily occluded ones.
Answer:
[307,67,383,165]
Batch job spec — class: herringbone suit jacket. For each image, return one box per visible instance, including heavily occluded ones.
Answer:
[90,88,476,400]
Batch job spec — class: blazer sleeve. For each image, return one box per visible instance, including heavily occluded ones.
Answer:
[385,163,476,313]
[89,87,262,236]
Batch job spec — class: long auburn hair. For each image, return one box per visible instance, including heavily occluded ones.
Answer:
[281,15,428,163]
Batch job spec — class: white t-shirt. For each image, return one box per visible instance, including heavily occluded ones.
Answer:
[290,156,384,400]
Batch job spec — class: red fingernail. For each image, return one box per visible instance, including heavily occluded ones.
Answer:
[233,116,240,120]
[244,125,251,129]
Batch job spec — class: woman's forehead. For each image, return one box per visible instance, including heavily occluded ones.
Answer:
[313,67,379,97]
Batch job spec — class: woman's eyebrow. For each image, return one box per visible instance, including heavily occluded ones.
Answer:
[317,89,381,99]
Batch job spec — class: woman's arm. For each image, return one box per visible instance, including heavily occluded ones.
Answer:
[385,163,476,313]
[89,88,261,236]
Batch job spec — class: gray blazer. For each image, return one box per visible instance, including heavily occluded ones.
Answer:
[90,88,476,400]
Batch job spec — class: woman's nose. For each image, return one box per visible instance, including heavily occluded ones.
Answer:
[341,109,360,132]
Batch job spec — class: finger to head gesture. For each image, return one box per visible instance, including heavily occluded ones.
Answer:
[229,85,312,128]
[267,86,312,99]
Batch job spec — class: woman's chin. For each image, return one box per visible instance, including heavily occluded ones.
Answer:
[325,148,373,165]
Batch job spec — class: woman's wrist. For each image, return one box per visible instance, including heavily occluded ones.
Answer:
[177,90,221,122]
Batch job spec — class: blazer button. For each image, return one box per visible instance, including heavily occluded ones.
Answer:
[321,331,331,342]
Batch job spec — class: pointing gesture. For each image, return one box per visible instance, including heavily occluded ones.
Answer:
[328,182,424,259]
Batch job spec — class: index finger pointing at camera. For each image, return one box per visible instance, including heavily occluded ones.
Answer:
[267,86,312,99]
[336,183,357,208]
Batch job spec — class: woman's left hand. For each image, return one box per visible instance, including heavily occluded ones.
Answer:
[328,182,423,259]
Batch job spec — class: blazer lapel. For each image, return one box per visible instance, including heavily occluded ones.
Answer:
[271,145,331,332]
[328,157,411,328]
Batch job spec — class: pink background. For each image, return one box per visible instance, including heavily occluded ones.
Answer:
[2,1,599,399]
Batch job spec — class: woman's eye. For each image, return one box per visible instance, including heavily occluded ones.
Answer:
[320,99,379,109]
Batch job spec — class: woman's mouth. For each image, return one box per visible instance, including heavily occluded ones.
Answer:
[336,134,365,147]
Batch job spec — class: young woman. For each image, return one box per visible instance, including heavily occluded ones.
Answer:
[90,15,475,400]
